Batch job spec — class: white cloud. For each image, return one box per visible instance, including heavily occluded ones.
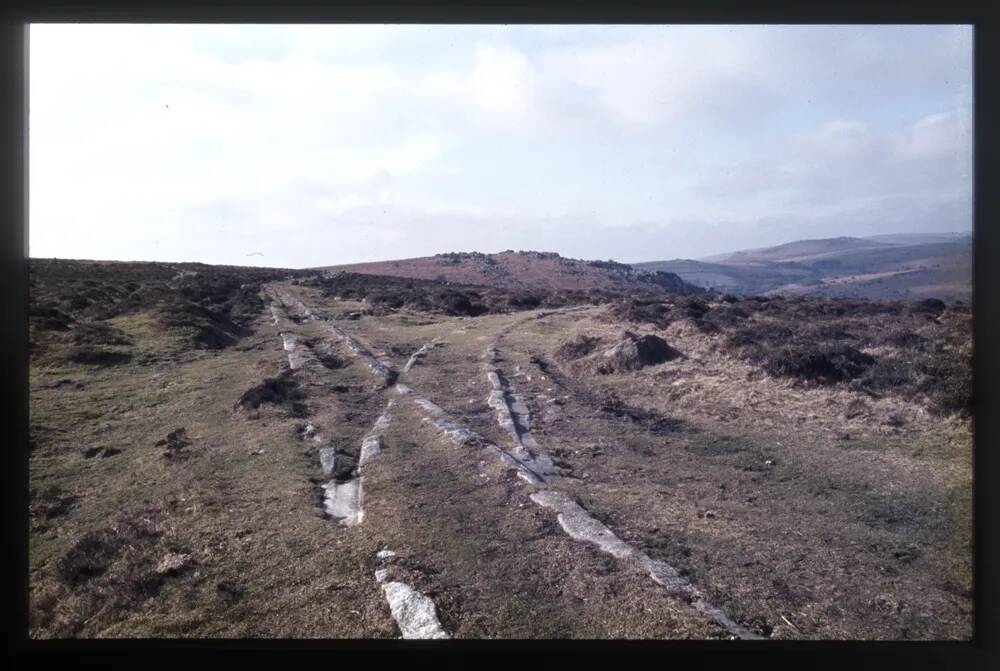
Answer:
[893,111,972,162]
[691,109,972,233]
[379,132,448,177]
[28,24,973,266]
[470,44,543,127]
[539,27,780,128]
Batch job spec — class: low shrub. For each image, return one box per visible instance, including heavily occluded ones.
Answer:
[762,343,875,383]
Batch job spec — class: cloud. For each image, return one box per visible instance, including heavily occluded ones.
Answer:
[28,24,973,266]
[470,44,544,127]
[692,110,971,225]
[538,27,783,129]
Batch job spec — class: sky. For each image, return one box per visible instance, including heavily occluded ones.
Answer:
[28,24,973,267]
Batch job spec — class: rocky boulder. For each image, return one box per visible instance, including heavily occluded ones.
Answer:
[596,331,681,374]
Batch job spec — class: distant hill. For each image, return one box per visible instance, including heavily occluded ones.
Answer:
[702,236,892,265]
[319,250,703,295]
[636,233,971,301]
[867,232,970,246]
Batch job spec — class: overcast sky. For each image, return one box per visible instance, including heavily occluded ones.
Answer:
[29,24,972,268]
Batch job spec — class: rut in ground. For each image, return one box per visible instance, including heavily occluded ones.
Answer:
[273,285,763,639]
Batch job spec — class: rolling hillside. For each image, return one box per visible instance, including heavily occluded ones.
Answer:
[702,236,892,265]
[637,233,971,301]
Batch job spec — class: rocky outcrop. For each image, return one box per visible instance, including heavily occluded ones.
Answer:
[596,332,681,374]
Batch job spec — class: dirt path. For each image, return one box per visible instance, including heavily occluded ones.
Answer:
[274,287,767,638]
[346,384,731,638]
[266,286,747,638]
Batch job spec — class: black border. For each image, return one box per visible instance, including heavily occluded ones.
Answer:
[0,1,990,24]
[4,2,997,667]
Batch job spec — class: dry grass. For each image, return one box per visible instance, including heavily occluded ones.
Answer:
[28,261,972,639]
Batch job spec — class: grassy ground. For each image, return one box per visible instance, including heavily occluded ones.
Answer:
[28,264,972,639]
